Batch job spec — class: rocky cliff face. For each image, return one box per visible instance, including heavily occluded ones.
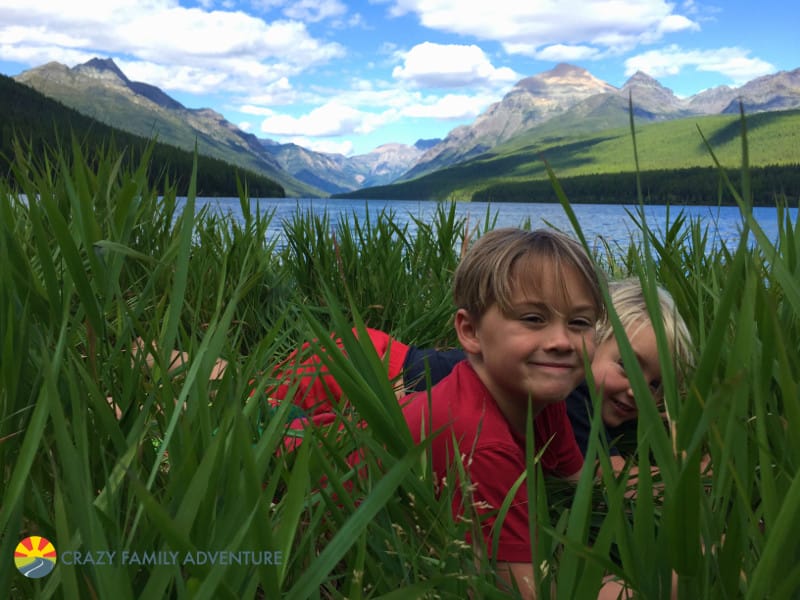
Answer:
[686,85,738,113]
[722,67,800,113]
[261,140,432,194]
[402,63,616,180]
[619,71,686,114]
[350,143,428,186]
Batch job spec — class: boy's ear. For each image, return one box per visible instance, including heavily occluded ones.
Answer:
[454,308,481,355]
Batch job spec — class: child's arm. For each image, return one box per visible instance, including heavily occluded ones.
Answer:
[498,562,639,599]
[499,562,536,598]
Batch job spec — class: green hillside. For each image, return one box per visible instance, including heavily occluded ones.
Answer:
[338,109,800,204]
[15,62,324,197]
[0,74,284,197]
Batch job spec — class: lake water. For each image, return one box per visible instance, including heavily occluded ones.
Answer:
[189,197,797,252]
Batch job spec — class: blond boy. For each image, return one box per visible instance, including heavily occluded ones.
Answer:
[401,227,605,596]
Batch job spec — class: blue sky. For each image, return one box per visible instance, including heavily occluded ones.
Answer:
[0,0,793,156]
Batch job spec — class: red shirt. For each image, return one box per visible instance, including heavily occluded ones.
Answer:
[265,328,409,414]
[402,360,584,563]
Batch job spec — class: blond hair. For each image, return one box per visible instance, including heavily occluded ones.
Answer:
[598,277,694,382]
[453,227,605,322]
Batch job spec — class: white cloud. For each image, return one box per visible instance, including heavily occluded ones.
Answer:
[114,12,343,66]
[118,60,229,94]
[341,12,366,28]
[0,25,90,48]
[239,77,297,106]
[259,102,373,137]
[387,0,698,56]
[0,43,96,67]
[0,0,344,94]
[254,83,496,146]
[532,44,601,62]
[400,93,494,120]
[239,105,275,117]
[281,0,347,23]
[255,81,414,112]
[238,120,253,132]
[392,42,520,88]
[284,137,354,155]
[657,14,697,34]
[625,45,776,84]
[251,0,348,23]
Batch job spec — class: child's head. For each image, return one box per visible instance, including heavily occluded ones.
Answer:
[452,228,606,413]
[591,278,693,428]
[453,228,605,322]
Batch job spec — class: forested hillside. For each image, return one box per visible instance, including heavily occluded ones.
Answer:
[339,109,800,204]
[0,75,284,197]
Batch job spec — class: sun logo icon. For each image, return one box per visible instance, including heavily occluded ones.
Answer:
[15,536,57,578]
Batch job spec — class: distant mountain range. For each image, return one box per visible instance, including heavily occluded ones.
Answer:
[13,58,800,197]
[13,58,439,196]
[400,63,800,180]
[259,138,439,195]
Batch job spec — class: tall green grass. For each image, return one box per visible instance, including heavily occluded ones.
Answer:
[1,126,799,599]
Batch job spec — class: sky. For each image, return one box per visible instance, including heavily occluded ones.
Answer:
[0,0,794,156]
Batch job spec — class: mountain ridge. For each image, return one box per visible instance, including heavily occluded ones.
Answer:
[15,59,320,196]
[400,65,800,181]
[0,73,285,197]
[15,57,436,196]
[13,57,800,196]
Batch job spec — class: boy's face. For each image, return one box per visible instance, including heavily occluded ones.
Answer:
[468,262,598,413]
[591,321,662,428]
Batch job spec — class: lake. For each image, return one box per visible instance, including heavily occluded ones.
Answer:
[188,197,797,252]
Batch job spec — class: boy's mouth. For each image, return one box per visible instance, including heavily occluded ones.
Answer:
[531,362,575,374]
[609,397,636,417]
[532,360,574,368]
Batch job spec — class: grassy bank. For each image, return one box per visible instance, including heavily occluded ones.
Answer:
[1,132,799,598]
[337,108,800,203]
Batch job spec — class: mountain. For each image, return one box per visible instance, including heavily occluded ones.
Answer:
[620,71,687,113]
[398,66,800,182]
[684,85,737,113]
[335,108,800,203]
[349,142,432,188]
[0,73,284,197]
[400,63,616,180]
[14,57,436,196]
[259,139,435,195]
[14,58,321,197]
[513,70,696,139]
[721,68,800,113]
[13,57,800,197]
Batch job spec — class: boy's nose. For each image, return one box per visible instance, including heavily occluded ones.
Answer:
[545,323,572,351]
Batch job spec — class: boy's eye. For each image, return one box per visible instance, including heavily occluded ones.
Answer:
[615,360,662,396]
[570,317,595,329]
[520,314,545,324]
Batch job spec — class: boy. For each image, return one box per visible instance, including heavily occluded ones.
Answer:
[567,277,694,464]
[400,227,605,595]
